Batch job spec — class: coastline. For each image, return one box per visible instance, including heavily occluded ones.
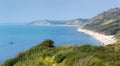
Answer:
[30,24,80,26]
[77,28,117,46]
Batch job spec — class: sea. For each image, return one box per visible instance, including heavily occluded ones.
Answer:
[0,24,100,64]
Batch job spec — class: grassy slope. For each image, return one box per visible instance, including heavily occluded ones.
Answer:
[1,40,120,66]
[83,7,120,44]
[84,7,120,35]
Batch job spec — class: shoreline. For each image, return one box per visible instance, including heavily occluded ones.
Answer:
[30,24,80,26]
[77,28,117,46]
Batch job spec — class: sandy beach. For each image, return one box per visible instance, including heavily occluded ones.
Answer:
[77,28,117,46]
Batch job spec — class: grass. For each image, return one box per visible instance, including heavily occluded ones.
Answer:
[1,40,120,66]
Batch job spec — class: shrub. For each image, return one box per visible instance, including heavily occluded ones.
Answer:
[54,53,67,63]
[39,39,55,47]
[17,51,25,58]
[1,57,19,66]
[78,44,97,52]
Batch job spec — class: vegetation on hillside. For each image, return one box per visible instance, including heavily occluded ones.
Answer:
[1,39,120,66]
[84,7,120,35]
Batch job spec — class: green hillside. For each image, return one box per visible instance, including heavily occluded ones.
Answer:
[84,7,120,36]
[1,39,120,66]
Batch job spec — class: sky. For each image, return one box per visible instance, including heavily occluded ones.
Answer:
[0,0,120,23]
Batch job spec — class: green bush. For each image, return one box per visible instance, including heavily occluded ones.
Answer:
[78,44,97,52]
[39,39,55,47]
[17,52,25,58]
[1,57,19,66]
[54,53,67,63]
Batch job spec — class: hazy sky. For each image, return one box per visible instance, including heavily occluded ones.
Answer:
[0,0,120,23]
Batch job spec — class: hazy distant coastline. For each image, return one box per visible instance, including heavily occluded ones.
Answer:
[29,18,89,26]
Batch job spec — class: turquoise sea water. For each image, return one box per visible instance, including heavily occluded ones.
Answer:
[0,25,100,63]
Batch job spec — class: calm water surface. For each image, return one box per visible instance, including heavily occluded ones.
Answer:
[0,25,100,63]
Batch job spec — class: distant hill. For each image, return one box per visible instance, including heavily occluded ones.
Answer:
[29,18,89,26]
[83,7,120,36]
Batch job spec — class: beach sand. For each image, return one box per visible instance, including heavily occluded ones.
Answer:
[77,28,117,46]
